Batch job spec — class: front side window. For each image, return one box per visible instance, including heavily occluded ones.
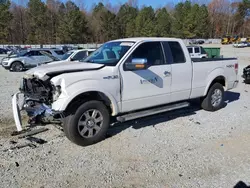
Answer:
[55,50,64,55]
[125,42,164,66]
[83,41,134,66]
[44,50,52,54]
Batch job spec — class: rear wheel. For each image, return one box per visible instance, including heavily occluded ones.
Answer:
[63,100,110,146]
[201,83,224,111]
[11,62,24,72]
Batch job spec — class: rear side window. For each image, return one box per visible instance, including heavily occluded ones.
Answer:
[55,50,64,55]
[194,47,199,53]
[44,50,52,54]
[188,48,192,53]
[26,51,42,56]
[168,42,186,64]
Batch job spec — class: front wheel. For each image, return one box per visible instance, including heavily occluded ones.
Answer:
[63,100,110,146]
[11,62,24,72]
[201,83,224,111]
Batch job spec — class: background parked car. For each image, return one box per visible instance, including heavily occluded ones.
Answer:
[233,42,248,48]
[45,48,96,65]
[1,48,63,72]
[0,48,8,55]
[187,46,208,58]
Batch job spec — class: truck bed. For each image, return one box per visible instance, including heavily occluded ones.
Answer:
[191,58,237,62]
[190,57,238,99]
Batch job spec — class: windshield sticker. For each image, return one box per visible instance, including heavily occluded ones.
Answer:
[120,42,134,46]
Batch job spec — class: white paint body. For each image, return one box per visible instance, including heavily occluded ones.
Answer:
[24,38,239,116]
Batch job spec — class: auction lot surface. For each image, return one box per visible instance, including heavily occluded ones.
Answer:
[0,44,250,188]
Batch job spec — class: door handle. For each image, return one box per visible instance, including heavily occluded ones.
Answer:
[164,71,171,76]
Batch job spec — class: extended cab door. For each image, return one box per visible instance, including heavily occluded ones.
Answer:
[162,41,192,102]
[120,41,172,113]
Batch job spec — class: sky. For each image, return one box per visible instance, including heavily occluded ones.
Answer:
[12,0,203,10]
[83,0,180,10]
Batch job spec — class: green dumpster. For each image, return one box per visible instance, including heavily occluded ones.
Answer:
[203,47,221,58]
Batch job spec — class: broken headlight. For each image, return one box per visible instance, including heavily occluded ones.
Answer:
[52,85,61,101]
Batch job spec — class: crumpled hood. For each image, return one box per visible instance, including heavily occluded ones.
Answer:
[24,61,104,80]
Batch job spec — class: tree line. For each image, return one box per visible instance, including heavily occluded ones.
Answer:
[0,0,250,44]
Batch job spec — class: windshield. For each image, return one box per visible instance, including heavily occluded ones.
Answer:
[8,50,27,57]
[82,41,135,66]
[61,51,74,60]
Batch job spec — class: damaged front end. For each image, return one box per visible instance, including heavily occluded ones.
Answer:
[12,76,61,132]
[242,65,250,84]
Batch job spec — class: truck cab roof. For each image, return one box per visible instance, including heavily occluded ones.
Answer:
[111,37,181,43]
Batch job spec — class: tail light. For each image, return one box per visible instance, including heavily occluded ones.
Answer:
[234,63,238,75]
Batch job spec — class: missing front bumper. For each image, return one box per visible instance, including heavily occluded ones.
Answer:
[12,92,61,132]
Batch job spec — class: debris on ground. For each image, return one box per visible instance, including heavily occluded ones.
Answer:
[3,143,37,152]
[26,136,47,145]
[18,128,49,139]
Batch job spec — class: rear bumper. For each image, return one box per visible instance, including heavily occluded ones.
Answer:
[233,80,239,88]
[227,80,239,90]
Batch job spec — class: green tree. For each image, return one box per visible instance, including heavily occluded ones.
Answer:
[135,6,156,37]
[27,0,49,43]
[234,0,250,35]
[91,3,118,42]
[172,2,187,38]
[197,5,209,38]
[57,1,89,43]
[0,0,12,43]
[172,1,209,38]
[155,8,172,37]
[117,4,138,38]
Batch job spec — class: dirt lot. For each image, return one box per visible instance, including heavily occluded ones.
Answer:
[0,44,250,188]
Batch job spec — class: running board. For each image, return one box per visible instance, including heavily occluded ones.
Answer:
[116,102,190,123]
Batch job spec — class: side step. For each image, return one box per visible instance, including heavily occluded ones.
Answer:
[116,102,190,123]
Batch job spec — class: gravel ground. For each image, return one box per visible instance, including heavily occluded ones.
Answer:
[0,45,250,188]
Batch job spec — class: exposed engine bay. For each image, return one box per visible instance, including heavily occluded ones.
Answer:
[243,65,250,84]
[18,76,60,125]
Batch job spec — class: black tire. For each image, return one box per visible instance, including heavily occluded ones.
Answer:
[63,100,110,146]
[244,79,250,84]
[201,83,224,111]
[11,61,24,72]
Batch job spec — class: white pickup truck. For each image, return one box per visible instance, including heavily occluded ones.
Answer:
[12,37,239,146]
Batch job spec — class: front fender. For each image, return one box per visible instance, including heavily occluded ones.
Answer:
[52,80,120,116]
[203,67,226,96]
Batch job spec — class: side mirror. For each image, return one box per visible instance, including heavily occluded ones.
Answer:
[125,58,148,71]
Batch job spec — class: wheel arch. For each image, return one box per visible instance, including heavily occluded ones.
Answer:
[63,90,119,116]
[10,60,24,68]
[204,75,226,96]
